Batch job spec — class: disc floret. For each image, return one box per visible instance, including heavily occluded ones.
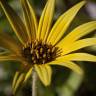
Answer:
[22,40,60,65]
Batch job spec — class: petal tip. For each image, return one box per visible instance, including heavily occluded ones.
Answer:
[77,67,84,76]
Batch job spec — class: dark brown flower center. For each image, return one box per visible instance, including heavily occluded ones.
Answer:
[22,40,61,65]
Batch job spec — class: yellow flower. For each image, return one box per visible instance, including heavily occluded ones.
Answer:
[0,0,96,94]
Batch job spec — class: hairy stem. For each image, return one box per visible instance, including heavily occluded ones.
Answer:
[32,69,37,96]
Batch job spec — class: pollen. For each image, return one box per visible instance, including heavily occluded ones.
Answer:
[22,40,61,65]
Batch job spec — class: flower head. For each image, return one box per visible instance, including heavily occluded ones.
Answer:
[0,0,96,94]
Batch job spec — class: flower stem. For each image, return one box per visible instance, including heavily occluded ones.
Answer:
[32,69,37,96]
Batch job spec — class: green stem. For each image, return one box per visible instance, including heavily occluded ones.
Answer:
[32,69,37,96]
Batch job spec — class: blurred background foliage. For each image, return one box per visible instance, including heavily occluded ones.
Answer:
[0,0,96,96]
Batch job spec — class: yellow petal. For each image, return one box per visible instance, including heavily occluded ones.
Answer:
[57,53,96,62]
[57,21,96,46]
[44,64,52,85]
[0,51,9,55]
[0,0,28,45]
[48,61,83,75]
[0,31,21,54]
[0,54,19,61]
[23,67,33,83]
[0,51,20,61]
[13,73,25,94]
[20,0,38,41]
[47,1,85,45]
[34,64,52,86]
[37,0,55,41]
[58,38,96,55]
[12,71,20,90]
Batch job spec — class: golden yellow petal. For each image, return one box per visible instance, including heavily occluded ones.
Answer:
[60,38,96,55]
[47,1,85,45]
[0,51,21,62]
[48,61,83,75]
[0,0,28,45]
[0,54,19,61]
[34,64,52,86]
[13,73,25,94]
[44,64,52,85]
[56,53,96,62]
[37,0,55,42]
[12,71,20,90]
[57,21,96,47]
[0,31,21,54]
[20,0,38,41]
[23,67,33,83]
